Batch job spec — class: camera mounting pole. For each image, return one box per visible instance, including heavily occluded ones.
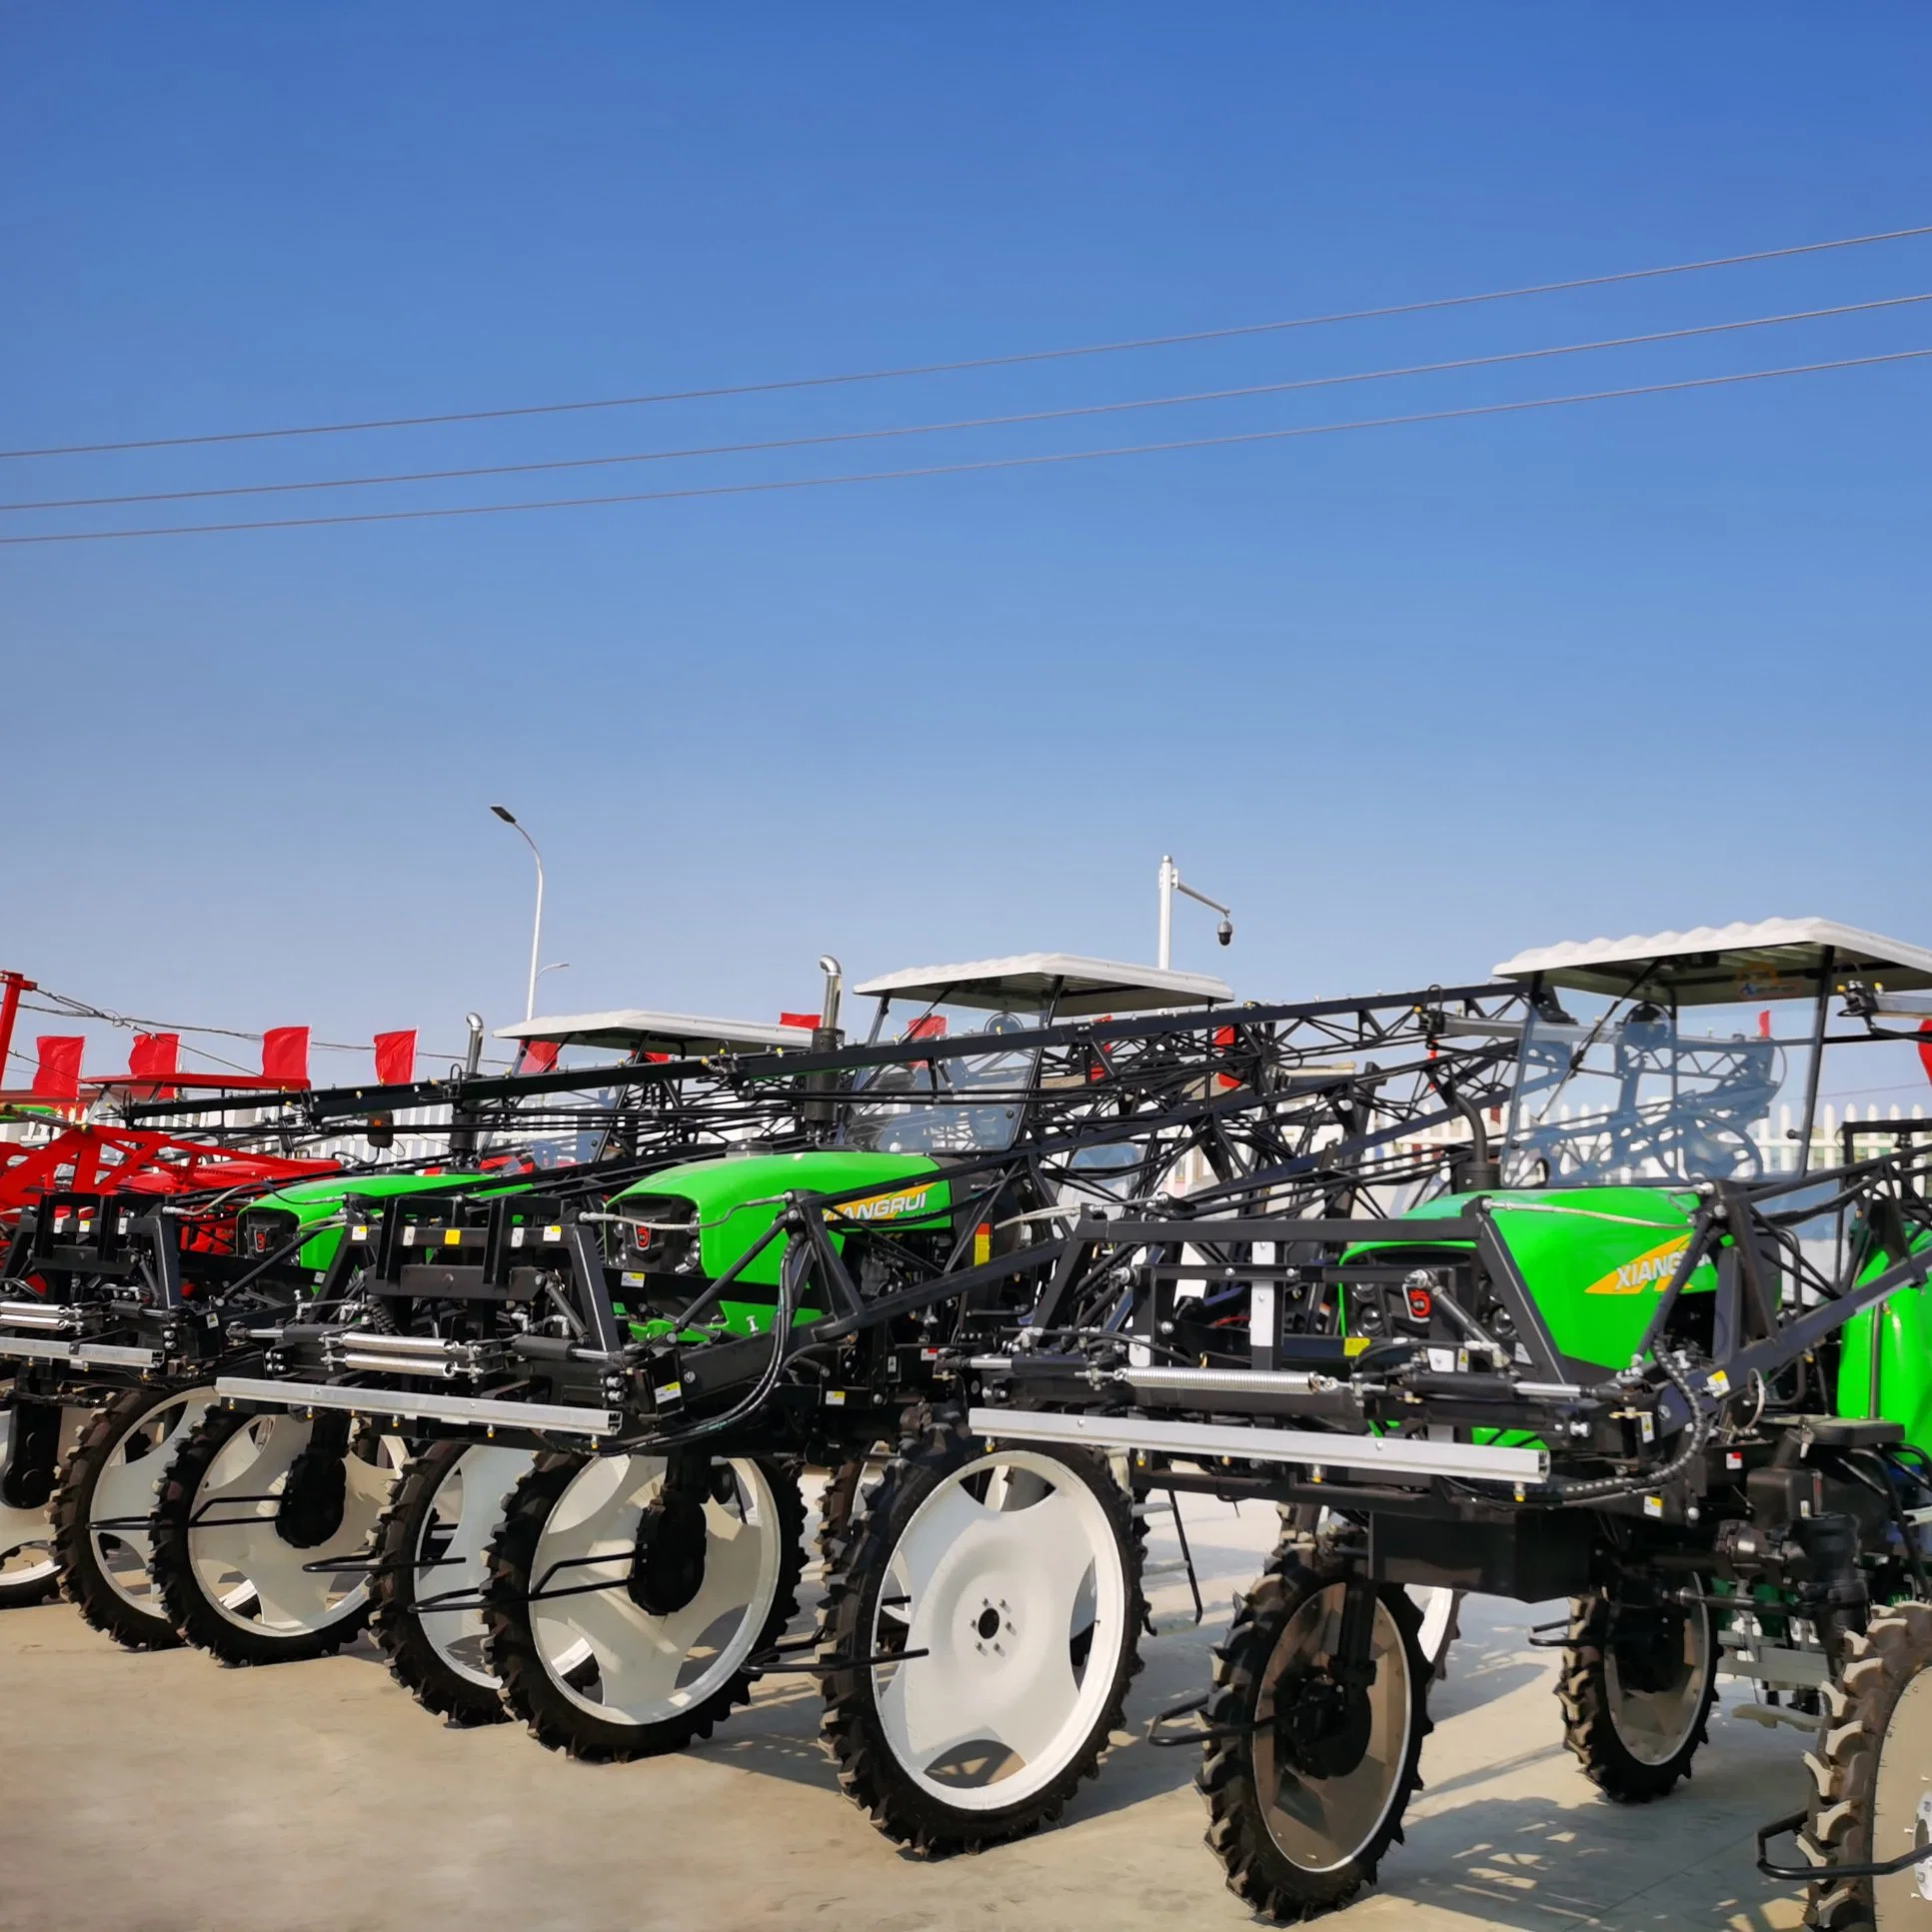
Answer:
[1157,855,1234,969]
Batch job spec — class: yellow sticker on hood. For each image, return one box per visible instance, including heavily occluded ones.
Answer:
[831,1184,935,1223]
[1584,1233,1692,1295]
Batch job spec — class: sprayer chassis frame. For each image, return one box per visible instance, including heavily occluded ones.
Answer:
[201,980,1534,1460]
[965,1159,1932,1603]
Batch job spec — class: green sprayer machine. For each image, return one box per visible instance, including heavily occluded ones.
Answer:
[11,920,1926,1931]
[952,920,1932,1926]
[0,1004,822,1655]
[173,952,1513,1792]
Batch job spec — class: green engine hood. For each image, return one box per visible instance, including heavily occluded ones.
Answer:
[615,1149,948,1289]
[1836,1226,1932,1454]
[247,1169,531,1273]
[1355,1185,1713,1372]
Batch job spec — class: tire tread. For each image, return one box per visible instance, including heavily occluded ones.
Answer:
[483,1451,806,1762]
[150,1406,374,1666]
[1799,1597,1932,1929]
[817,1406,1145,1856]
[1196,1554,1432,1922]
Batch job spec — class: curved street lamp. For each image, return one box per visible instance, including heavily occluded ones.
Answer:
[490,805,546,1020]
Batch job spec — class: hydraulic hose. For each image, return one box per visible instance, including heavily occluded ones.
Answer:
[610,1227,808,1455]
[1551,1349,1709,1505]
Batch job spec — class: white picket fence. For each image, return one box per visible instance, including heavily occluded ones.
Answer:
[1156,1096,1930,1204]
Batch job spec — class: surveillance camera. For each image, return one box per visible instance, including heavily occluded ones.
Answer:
[1216,919,1234,948]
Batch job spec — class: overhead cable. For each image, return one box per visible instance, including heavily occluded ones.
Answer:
[5,345,1924,546]
[21,987,473,1064]
[4,291,1923,515]
[3,222,1928,461]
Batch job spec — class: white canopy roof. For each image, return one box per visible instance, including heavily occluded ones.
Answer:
[854,953,1231,1016]
[1494,918,1932,1004]
[495,1009,815,1053]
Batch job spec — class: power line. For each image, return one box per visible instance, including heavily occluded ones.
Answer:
[20,989,472,1064]
[6,291,1923,516]
[5,222,1929,462]
[6,346,1923,547]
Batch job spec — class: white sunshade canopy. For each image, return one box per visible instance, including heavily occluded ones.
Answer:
[495,1009,815,1053]
[854,953,1232,1017]
[1494,918,1932,1004]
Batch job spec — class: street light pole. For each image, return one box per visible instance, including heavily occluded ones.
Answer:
[490,805,546,1020]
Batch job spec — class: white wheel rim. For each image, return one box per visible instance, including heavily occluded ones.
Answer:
[85,1389,216,1613]
[1603,1597,1711,1766]
[1873,1663,1932,1920]
[528,1455,786,1727]
[1412,1586,1457,1666]
[185,1415,403,1635]
[869,1448,1128,1812]
[1254,1584,1415,1874]
[411,1445,533,1688]
[0,1402,86,1590]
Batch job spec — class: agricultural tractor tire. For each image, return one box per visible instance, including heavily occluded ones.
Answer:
[1199,1553,1431,1922]
[818,1413,1145,1855]
[817,1449,882,1569]
[151,1406,403,1665]
[1558,1584,1717,1802]
[53,1382,214,1649]
[1802,1597,1932,1930]
[483,1449,805,1762]
[369,1438,534,1726]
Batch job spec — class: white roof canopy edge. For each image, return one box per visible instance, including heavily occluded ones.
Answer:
[1494,918,1932,999]
[495,1009,815,1051]
[854,952,1232,1015]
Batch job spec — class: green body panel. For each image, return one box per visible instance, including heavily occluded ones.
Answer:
[251,1170,525,1273]
[615,1149,949,1292]
[1834,1232,1932,1450]
[1357,1186,1713,1372]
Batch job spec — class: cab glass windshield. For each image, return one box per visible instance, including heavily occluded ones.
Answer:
[844,1003,1043,1155]
[1503,990,1808,1184]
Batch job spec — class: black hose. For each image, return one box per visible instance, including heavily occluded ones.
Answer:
[1860,1446,1932,1598]
[612,1234,806,1454]
[1552,1351,1709,1506]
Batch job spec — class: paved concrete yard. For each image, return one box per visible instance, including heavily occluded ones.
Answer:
[1,1496,1814,1932]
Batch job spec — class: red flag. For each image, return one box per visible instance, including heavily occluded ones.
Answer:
[260,1026,310,1085]
[907,1015,948,1040]
[1214,1022,1239,1090]
[128,1032,180,1078]
[516,1039,560,1075]
[780,1012,819,1030]
[374,1030,416,1084]
[127,1031,179,1098]
[1917,1018,1932,1088]
[32,1036,84,1099]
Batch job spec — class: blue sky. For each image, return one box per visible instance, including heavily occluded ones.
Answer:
[3,6,1928,1081]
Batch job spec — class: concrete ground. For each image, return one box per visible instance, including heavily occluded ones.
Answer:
[0,1495,1814,1932]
